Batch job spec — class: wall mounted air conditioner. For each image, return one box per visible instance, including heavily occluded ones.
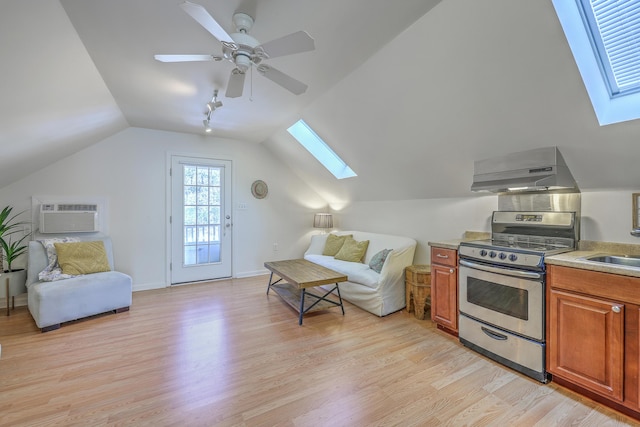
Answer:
[39,203,99,233]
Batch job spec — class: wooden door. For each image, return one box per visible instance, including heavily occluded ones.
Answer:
[431,263,458,332]
[548,288,624,402]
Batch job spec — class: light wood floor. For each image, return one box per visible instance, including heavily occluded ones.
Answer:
[1,275,639,426]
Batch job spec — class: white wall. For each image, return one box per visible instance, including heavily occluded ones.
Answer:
[334,196,497,264]
[581,190,640,244]
[2,125,637,297]
[0,127,327,291]
[335,190,640,265]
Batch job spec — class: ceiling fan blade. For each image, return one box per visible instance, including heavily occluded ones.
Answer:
[225,69,245,98]
[180,1,235,47]
[154,54,219,62]
[257,65,308,95]
[258,31,315,59]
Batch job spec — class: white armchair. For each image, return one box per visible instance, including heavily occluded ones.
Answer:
[26,236,132,332]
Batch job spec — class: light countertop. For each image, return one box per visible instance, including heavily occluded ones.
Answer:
[428,236,640,279]
[428,231,489,250]
[546,240,640,279]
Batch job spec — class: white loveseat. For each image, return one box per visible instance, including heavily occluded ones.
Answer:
[304,231,416,316]
[26,236,132,332]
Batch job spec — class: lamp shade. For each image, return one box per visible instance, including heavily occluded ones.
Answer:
[313,213,333,229]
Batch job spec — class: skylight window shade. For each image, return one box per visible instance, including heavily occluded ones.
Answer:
[553,0,640,125]
[579,0,640,97]
[287,120,357,179]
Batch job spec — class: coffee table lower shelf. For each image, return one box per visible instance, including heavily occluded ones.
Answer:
[270,283,344,325]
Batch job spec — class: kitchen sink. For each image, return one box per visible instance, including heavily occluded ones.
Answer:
[584,254,640,268]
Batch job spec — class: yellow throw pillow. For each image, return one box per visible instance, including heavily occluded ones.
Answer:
[54,241,111,275]
[334,237,370,263]
[322,234,352,256]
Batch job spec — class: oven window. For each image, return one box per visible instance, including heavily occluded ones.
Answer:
[467,277,529,320]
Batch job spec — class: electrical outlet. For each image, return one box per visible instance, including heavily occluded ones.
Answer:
[273,243,279,251]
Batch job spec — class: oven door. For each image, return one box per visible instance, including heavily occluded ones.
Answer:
[458,259,544,341]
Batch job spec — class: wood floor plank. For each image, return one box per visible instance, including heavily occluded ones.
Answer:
[1,275,640,426]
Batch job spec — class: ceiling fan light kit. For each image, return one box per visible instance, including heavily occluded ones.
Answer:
[155,1,316,99]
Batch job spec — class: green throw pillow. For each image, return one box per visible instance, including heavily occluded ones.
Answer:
[334,237,370,263]
[322,234,352,256]
[54,241,111,275]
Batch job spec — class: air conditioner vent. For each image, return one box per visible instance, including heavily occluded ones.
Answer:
[39,203,100,233]
[56,204,98,212]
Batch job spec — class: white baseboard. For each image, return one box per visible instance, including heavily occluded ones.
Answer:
[132,282,167,292]
[234,269,269,278]
[0,294,27,308]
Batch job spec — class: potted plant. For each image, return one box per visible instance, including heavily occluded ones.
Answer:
[0,206,30,312]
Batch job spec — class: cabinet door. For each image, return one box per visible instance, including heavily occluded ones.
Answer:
[431,264,458,332]
[548,288,624,402]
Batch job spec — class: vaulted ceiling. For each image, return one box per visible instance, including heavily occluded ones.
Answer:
[2,0,640,203]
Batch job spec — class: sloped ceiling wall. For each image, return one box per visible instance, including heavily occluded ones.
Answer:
[2,0,639,202]
[0,0,128,187]
[264,0,640,205]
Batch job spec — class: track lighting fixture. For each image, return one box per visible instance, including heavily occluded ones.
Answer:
[207,89,223,112]
[203,89,222,133]
[203,119,212,133]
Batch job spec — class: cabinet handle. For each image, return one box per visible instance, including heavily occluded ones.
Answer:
[449,269,454,273]
[436,254,449,259]
[612,306,621,313]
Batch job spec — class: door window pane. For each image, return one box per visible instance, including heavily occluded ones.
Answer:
[183,164,223,266]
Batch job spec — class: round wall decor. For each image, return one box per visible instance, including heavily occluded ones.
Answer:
[251,180,268,199]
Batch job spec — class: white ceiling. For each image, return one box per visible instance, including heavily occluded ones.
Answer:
[59,0,441,142]
[2,0,640,202]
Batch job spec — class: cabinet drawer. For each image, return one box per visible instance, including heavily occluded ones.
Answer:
[431,247,457,267]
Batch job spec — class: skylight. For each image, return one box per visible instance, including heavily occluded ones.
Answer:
[552,0,640,125]
[287,120,357,180]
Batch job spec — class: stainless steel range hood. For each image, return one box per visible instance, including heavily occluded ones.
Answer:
[471,146,578,193]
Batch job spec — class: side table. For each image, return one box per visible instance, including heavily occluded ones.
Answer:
[405,265,431,320]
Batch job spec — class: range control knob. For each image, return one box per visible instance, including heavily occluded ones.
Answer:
[499,252,507,260]
[489,251,497,258]
[508,254,518,262]
[479,249,488,257]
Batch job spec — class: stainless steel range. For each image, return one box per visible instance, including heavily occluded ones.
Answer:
[458,210,578,383]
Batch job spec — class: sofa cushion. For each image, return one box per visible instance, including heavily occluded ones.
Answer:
[55,241,111,275]
[369,249,392,273]
[322,233,351,256]
[335,237,369,263]
[305,254,380,289]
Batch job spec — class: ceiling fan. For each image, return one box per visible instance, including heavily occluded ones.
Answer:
[155,1,315,98]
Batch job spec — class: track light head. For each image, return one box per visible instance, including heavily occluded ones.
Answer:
[206,88,223,112]
[203,119,212,133]
[207,100,223,111]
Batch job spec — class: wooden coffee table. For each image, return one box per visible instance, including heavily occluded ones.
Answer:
[265,259,348,325]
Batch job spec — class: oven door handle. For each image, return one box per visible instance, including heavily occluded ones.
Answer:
[481,326,508,341]
[459,259,543,280]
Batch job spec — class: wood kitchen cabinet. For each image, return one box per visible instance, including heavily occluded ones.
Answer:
[548,287,624,401]
[430,246,458,336]
[547,264,640,418]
